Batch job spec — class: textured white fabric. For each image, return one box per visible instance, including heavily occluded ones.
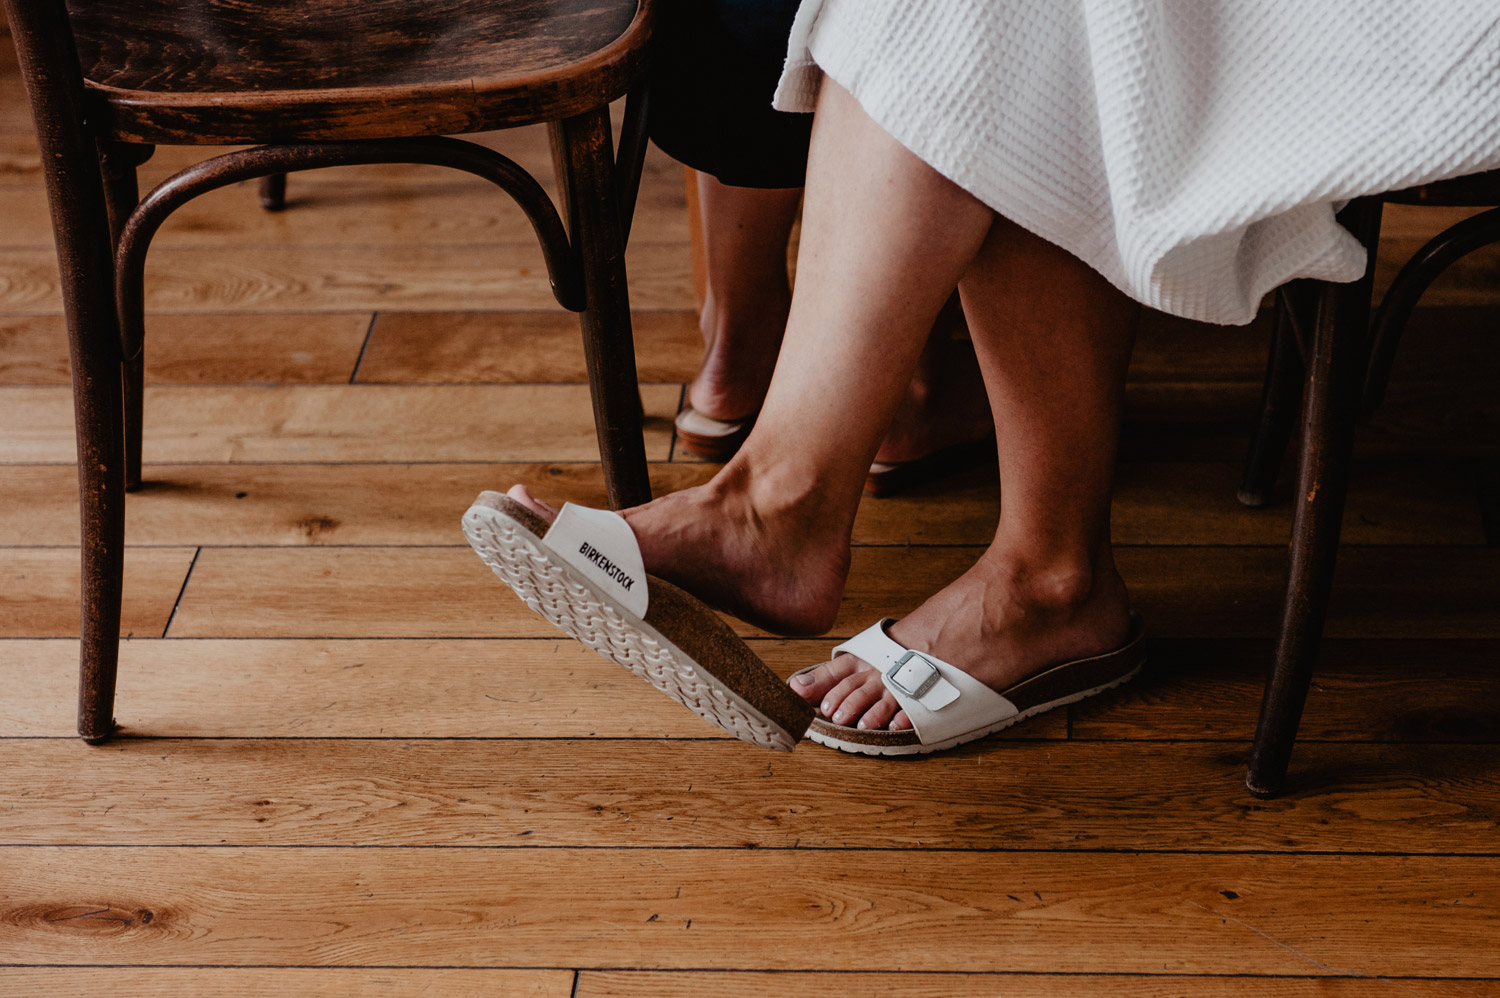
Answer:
[833,619,1019,745]
[774,1,1500,324]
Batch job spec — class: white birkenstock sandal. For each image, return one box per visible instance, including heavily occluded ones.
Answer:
[794,613,1146,756]
[462,491,814,751]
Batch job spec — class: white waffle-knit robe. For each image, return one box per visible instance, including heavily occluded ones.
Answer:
[773,0,1500,324]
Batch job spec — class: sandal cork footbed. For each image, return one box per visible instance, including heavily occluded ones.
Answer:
[462,491,814,751]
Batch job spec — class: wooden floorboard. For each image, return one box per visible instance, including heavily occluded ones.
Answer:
[1119,379,1500,461]
[0,243,697,313]
[6,848,1498,975]
[0,384,680,464]
[7,636,1496,745]
[358,310,703,384]
[5,972,1492,998]
[1075,638,1500,743]
[575,974,1500,998]
[0,313,373,385]
[2,738,1497,853]
[0,548,196,639]
[0,166,690,253]
[0,968,574,997]
[0,460,1484,547]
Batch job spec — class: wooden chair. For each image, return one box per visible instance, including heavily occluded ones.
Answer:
[1237,176,1500,796]
[5,0,659,742]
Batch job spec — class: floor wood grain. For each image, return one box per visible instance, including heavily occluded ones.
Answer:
[6,848,1498,975]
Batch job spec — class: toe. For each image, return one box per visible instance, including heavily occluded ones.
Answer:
[890,709,913,730]
[856,691,900,730]
[820,669,875,720]
[828,672,887,727]
[789,654,862,703]
[506,485,559,523]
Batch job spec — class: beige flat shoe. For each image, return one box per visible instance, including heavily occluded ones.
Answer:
[865,432,997,498]
[674,405,756,462]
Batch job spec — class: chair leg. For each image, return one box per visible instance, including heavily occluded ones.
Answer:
[12,1,130,743]
[552,107,653,509]
[99,141,149,491]
[1237,287,1305,508]
[73,321,128,744]
[260,173,288,211]
[1246,200,1382,797]
[1363,204,1500,416]
[66,173,130,742]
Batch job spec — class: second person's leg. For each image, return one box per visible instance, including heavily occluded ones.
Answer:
[687,174,802,424]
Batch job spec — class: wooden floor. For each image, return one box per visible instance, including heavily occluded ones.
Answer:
[4,29,1500,996]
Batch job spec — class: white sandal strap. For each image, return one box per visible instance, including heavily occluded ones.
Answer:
[543,503,649,618]
[833,619,1018,745]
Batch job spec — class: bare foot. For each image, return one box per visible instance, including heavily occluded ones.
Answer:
[789,547,1132,730]
[506,476,851,637]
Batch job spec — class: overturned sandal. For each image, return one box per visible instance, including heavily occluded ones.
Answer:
[792,612,1146,755]
[674,405,755,462]
[462,491,813,751]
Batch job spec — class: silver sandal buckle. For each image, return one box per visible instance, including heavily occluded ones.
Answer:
[886,651,940,699]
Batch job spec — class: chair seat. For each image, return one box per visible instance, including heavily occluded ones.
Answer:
[69,0,650,144]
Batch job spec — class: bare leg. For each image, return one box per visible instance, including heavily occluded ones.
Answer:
[511,82,1136,732]
[797,213,1138,730]
[688,174,801,422]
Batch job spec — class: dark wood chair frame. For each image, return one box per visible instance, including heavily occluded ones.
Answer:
[6,0,658,743]
[1237,179,1500,796]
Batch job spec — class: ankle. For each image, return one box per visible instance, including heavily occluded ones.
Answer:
[712,457,826,529]
[989,545,1121,619]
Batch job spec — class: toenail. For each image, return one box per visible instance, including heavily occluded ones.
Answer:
[794,673,816,686]
[821,700,833,715]
[832,709,848,724]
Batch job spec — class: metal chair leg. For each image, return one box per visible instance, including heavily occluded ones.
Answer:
[260,173,287,211]
[552,106,653,510]
[1363,204,1500,416]
[1238,286,1306,508]
[1246,200,1383,797]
